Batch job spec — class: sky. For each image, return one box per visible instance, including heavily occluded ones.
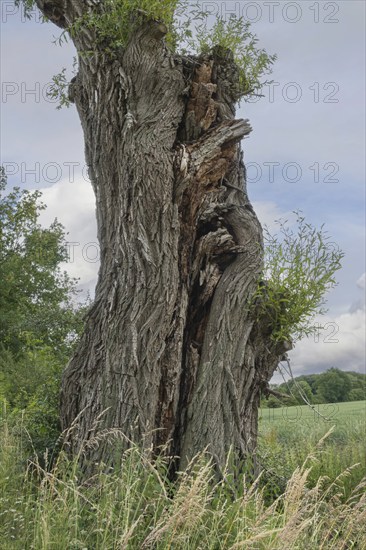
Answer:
[1,0,365,380]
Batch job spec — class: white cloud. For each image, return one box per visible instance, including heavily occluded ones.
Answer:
[287,295,366,378]
[36,178,99,294]
[349,273,366,313]
[357,273,366,290]
[252,200,291,231]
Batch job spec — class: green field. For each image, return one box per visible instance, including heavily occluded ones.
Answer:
[258,401,366,500]
[260,400,366,423]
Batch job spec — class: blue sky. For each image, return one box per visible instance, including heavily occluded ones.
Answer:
[1,0,365,378]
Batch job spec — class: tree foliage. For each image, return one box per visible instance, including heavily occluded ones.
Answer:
[262,369,365,407]
[256,213,344,344]
[17,0,276,102]
[0,167,81,356]
[186,14,277,96]
[315,367,352,403]
[0,168,88,453]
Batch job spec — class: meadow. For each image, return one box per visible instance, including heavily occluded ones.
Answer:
[258,400,366,502]
[0,401,365,549]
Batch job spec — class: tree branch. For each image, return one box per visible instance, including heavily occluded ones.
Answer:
[35,0,68,27]
[189,119,252,186]
[266,388,292,400]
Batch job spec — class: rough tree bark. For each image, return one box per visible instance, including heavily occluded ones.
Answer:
[35,0,290,472]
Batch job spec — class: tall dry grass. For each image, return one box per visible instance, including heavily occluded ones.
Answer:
[1,408,365,549]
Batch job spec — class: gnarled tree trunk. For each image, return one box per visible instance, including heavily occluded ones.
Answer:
[36,1,288,472]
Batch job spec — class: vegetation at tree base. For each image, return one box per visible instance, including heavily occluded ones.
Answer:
[1,400,365,549]
[0,169,87,456]
[262,368,366,408]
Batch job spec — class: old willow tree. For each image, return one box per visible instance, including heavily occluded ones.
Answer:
[18,0,303,471]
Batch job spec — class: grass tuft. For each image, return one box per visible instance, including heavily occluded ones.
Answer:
[1,402,365,549]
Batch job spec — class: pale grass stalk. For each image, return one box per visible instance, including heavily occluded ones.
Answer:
[220,475,264,547]
[316,425,336,448]
[230,527,283,548]
[117,516,143,549]
[282,465,312,517]
[317,480,366,550]
[40,515,50,550]
[28,459,96,510]
[141,454,214,548]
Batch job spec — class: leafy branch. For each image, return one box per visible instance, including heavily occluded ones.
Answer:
[254,212,344,343]
[186,15,277,98]
[17,0,276,104]
[46,68,71,110]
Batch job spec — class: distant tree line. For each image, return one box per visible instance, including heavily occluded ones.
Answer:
[262,368,366,408]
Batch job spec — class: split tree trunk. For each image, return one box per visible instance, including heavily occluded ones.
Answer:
[36,1,289,472]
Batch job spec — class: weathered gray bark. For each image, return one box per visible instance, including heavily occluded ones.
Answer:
[36,1,289,472]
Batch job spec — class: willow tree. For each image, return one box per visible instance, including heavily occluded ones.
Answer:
[17,0,313,471]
